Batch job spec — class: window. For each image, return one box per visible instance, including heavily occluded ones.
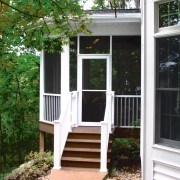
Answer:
[156,35,180,148]
[159,0,180,28]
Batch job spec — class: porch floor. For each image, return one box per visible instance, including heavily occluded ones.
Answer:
[50,169,107,180]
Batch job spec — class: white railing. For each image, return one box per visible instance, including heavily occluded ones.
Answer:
[114,95,141,128]
[43,93,61,123]
[53,93,72,169]
[100,91,114,172]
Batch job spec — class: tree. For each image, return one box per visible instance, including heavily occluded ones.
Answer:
[0,52,40,172]
[0,0,90,54]
[92,0,140,10]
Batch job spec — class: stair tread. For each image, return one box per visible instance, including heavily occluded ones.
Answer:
[70,132,101,135]
[62,157,101,162]
[62,157,110,163]
[71,127,101,134]
[61,167,100,171]
[67,139,101,143]
[64,147,111,153]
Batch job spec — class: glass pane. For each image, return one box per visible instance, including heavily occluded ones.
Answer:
[82,91,106,122]
[44,52,61,94]
[80,36,110,54]
[70,37,77,91]
[112,36,141,95]
[159,0,180,28]
[83,59,106,90]
[157,35,180,88]
[160,91,180,141]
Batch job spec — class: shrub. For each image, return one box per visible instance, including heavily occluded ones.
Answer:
[5,151,53,180]
[112,138,140,160]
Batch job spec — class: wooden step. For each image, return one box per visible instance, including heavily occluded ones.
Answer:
[62,157,100,163]
[66,141,101,148]
[63,147,111,159]
[64,147,111,153]
[62,157,110,164]
[61,167,100,172]
[61,127,114,170]
[61,157,110,169]
[68,132,101,140]
[67,139,100,143]
[71,127,101,134]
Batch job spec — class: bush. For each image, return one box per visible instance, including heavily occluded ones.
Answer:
[5,151,53,180]
[110,138,140,170]
[112,138,140,159]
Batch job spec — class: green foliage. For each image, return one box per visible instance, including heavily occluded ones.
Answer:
[131,119,141,127]
[5,151,53,180]
[92,0,136,10]
[0,52,40,173]
[92,0,108,10]
[112,138,140,159]
[110,137,140,173]
[0,0,90,54]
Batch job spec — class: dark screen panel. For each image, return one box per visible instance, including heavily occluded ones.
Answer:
[80,36,110,54]
[112,36,141,95]
[44,52,61,94]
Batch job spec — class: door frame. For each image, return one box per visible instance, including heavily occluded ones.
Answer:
[77,55,112,126]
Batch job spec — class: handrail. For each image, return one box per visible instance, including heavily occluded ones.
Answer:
[53,92,72,169]
[115,95,141,98]
[43,93,61,97]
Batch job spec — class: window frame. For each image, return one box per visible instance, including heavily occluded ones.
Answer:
[155,0,180,148]
[154,0,180,34]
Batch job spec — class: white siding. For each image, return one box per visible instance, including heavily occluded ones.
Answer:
[143,0,180,179]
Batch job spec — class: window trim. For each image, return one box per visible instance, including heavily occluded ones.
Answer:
[154,0,180,148]
[154,0,180,33]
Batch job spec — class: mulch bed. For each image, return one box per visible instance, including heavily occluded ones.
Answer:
[107,166,141,180]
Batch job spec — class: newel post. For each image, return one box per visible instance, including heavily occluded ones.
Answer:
[53,120,61,169]
[100,121,108,172]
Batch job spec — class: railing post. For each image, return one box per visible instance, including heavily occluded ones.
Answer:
[106,92,112,133]
[72,91,78,127]
[68,92,72,132]
[53,120,61,170]
[111,91,115,128]
[100,121,108,172]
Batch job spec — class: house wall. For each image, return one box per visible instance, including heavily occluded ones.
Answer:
[87,22,141,36]
[142,0,180,179]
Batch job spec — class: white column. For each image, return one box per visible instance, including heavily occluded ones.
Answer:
[39,51,44,120]
[61,43,70,112]
[53,43,70,170]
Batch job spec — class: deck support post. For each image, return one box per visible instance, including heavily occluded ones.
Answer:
[39,131,45,152]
